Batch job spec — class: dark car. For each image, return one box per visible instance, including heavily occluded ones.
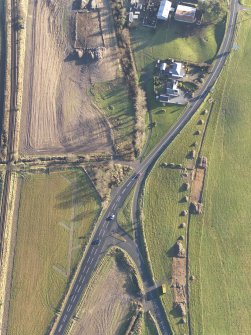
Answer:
[106,214,115,221]
[132,172,141,180]
[91,239,100,246]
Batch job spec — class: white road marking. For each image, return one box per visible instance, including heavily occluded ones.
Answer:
[58,325,63,332]
[77,286,81,293]
[94,249,97,256]
[73,295,77,302]
[67,305,71,312]
[63,315,67,322]
[101,230,105,237]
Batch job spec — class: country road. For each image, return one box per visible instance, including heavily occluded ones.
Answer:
[53,0,239,334]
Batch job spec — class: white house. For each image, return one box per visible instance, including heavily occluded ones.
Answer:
[157,0,172,21]
[169,62,185,78]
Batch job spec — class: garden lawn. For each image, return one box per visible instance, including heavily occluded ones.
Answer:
[7,169,101,335]
[131,20,226,72]
[189,11,251,335]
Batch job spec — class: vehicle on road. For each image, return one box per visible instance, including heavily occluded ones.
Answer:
[91,239,100,245]
[106,214,115,221]
[132,173,141,180]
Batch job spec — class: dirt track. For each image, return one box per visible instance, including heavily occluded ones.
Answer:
[20,0,119,156]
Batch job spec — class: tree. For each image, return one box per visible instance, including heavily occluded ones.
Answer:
[198,0,227,24]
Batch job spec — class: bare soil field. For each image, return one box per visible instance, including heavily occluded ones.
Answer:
[75,11,103,49]
[70,254,139,335]
[20,0,120,156]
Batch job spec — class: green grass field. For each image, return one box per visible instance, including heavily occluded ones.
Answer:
[7,169,101,335]
[130,18,225,156]
[140,93,211,333]
[188,11,251,335]
[142,167,190,335]
[240,0,251,6]
[90,78,135,159]
[131,20,225,72]
[140,10,251,335]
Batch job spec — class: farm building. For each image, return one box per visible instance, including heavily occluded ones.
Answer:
[169,62,185,78]
[174,4,197,23]
[157,0,172,21]
[160,62,167,72]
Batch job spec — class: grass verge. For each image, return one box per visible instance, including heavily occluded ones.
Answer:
[117,185,135,239]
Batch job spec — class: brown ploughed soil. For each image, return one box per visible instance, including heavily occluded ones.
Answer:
[20,0,120,156]
[71,256,136,335]
[172,257,186,304]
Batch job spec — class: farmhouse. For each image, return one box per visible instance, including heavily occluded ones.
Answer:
[169,62,185,78]
[174,4,197,23]
[157,0,172,21]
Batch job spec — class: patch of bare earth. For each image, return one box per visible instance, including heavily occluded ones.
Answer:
[20,0,120,156]
[190,168,205,203]
[172,257,186,305]
[71,257,136,335]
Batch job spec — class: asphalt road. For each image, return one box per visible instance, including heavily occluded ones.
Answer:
[54,1,239,333]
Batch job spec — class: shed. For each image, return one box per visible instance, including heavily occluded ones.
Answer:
[160,62,167,71]
[157,0,172,21]
[174,5,197,23]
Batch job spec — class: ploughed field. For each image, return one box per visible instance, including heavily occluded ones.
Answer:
[69,249,142,335]
[20,0,120,156]
[6,170,100,335]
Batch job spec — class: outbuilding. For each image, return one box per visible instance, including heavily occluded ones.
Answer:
[174,4,197,24]
[157,0,172,21]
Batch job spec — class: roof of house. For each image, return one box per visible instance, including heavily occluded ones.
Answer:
[157,0,172,20]
[174,4,196,23]
[166,80,179,96]
[159,94,169,102]
[169,62,185,77]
